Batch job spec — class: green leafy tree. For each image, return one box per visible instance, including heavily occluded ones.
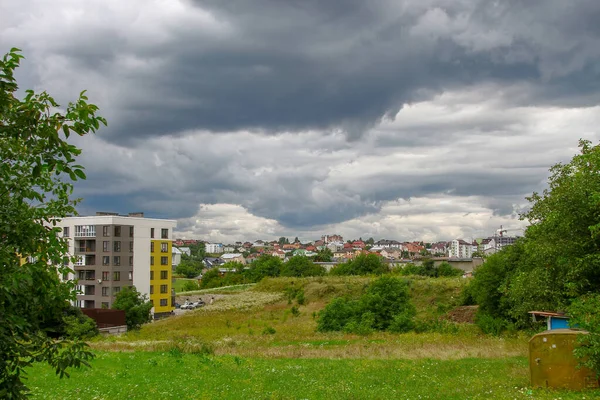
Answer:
[278,237,287,246]
[247,254,283,281]
[366,237,375,245]
[281,256,325,277]
[0,48,105,398]
[317,276,415,334]
[175,260,201,278]
[313,247,333,262]
[568,294,600,378]
[330,254,389,276]
[111,287,153,330]
[470,140,600,331]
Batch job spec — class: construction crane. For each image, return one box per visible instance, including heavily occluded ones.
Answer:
[496,225,525,237]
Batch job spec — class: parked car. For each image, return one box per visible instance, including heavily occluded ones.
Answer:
[180,301,194,310]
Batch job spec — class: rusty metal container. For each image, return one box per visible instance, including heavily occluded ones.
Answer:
[529,329,599,390]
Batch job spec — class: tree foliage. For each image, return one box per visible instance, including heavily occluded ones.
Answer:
[317,276,415,334]
[111,287,153,330]
[330,254,389,276]
[280,256,324,277]
[470,140,600,331]
[0,48,105,398]
[568,294,600,378]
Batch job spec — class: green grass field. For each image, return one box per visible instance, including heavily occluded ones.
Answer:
[25,276,600,399]
[27,352,591,400]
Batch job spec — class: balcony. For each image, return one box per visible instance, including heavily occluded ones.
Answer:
[83,286,95,296]
[75,240,96,253]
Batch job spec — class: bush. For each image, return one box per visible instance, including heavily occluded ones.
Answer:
[568,294,600,377]
[317,276,415,334]
[437,262,464,277]
[329,254,389,276]
[182,280,200,292]
[112,286,153,330]
[475,312,512,336]
[281,256,325,277]
[63,309,98,339]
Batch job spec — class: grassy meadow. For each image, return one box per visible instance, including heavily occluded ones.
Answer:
[27,276,600,399]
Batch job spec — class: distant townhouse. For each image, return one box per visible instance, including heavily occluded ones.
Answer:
[326,242,344,252]
[272,249,286,260]
[375,239,402,248]
[380,248,402,259]
[223,245,236,253]
[352,240,366,249]
[221,253,246,264]
[322,234,343,244]
[429,242,448,256]
[55,211,176,318]
[253,240,265,248]
[172,247,182,267]
[205,243,224,254]
[203,257,225,268]
[449,239,473,259]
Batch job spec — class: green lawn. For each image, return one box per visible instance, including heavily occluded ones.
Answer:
[27,351,593,399]
[173,278,196,293]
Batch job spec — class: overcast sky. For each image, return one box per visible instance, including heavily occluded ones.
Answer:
[2,0,599,243]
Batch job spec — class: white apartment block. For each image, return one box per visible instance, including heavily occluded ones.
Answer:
[54,212,176,316]
[449,239,474,259]
[205,243,224,254]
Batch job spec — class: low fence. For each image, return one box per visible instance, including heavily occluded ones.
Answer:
[82,308,126,329]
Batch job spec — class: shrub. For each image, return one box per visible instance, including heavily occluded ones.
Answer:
[182,280,200,292]
[437,262,464,277]
[63,310,99,339]
[317,276,415,334]
[329,254,389,276]
[112,286,153,330]
[568,294,600,377]
[262,326,276,335]
[475,312,511,336]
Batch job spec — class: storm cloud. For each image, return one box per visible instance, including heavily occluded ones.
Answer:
[1,0,599,241]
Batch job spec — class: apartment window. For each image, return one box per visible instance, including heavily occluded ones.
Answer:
[113,241,121,252]
[101,302,109,309]
[160,299,168,307]
[114,226,121,237]
[160,256,168,265]
[129,241,134,252]
[129,256,133,266]
[103,241,109,252]
[160,285,168,294]
[62,272,69,281]
[128,271,133,281]
[161,242,168,253]
[150,300,154,307]
[161,228,168,239]
[129,226,134,237]
[102,287,109,297]
[150,228,155,238]
[150,285,154,294]
[150,271,154,280]
[63,227,70,237]
[150,242,155,252]
[113,286,121,295]
[63,256,69,266]
[113,256,120,266]
[113,271,121,281]
[150,256,154,266]
[102,256,110,266]
[74,225,95,237]
[160,270,168,279]
[103,226,109,237]
[102,271,110,281]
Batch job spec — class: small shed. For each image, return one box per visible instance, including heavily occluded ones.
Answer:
[529,329,598,390]
[528,311,572,330]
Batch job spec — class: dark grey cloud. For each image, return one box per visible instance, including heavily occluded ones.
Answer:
[1,0,600,239]
[4,0,600,144]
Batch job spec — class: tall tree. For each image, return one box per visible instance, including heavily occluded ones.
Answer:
[0,48,106,398]
[471,140,600,328]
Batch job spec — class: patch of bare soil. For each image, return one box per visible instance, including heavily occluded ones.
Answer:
[443,305,478,323]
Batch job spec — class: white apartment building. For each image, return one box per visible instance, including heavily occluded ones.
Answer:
[54,212,176,317]
[449,239,474,259]
[205,243,224,254]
